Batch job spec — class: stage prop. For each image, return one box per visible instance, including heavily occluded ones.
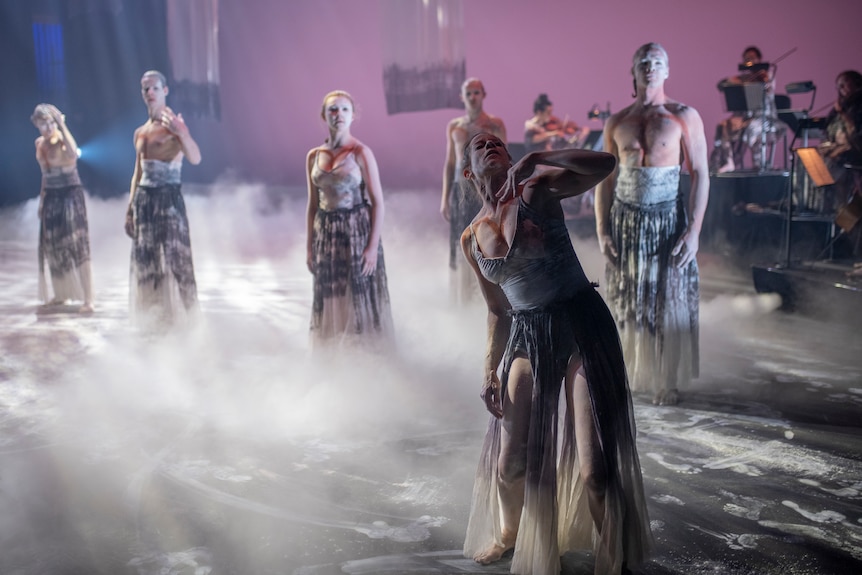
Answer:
[381,0,465,114]
[166,0,220,120]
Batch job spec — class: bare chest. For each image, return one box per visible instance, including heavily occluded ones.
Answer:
[137,124,182,161]
[615,112,682,164]
[40,138,76,168]
[453,117,501,147]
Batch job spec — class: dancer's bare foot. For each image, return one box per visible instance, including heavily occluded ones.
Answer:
[717,157,735,173]
[473,531,516,565]
[79,302,94,314]
[473,543,513,565]
[653,388,679,406]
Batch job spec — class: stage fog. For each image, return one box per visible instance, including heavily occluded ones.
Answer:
[2,185,862,573]
[2,1,862,574]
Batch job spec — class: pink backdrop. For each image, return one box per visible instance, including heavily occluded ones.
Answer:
[193,0,862,189]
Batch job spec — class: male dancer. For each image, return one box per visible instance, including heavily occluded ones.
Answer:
[440,78,506,303]
[596,43,709,405]
[126,70,201,327]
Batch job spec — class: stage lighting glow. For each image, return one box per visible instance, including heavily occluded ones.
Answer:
[71,117,141,185]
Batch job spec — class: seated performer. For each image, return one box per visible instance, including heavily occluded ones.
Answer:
[460,133,651,575]
[126,70,201,328]
[820,70,862,261]
[711,46,784,172]
[31,103,94,313]
[820,70,862,167]
[524,93,590,153]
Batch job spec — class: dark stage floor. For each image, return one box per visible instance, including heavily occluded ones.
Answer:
[1,189,861,575]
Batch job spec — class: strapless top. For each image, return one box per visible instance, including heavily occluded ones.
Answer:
[43,165,81,188]
[310,149,367,211]
[140,158,182,187]
[472,199,591,310]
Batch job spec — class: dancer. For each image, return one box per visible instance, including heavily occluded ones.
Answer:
[32,103,94,313]
[461,133,650,575]
[305,90,394,349]
[596,43,709,406]
[441,78,507,303]
[126,70,201,327]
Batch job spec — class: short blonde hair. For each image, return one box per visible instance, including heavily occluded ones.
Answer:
[142,69,168,87]
[320,90,356,120]
[30,103,54,125]
[461,77,485,96]
[632,42,668,68]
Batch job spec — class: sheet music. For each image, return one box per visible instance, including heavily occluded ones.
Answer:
[796,147,836,188]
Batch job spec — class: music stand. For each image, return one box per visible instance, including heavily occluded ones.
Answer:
[791,147,833,216]
[721,83,765,114]
[721,81,771,171]
[777,110,807,138]
[784,147,839,263]
[796,147,835,188]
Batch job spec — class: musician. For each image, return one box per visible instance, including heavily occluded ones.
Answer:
[820,70,862,262]
[711,46,783,172]
[820,70,862,166]
[524,93,590,153]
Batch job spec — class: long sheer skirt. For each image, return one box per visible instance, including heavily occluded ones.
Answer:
[129,184,198,326]
[606,196,699,394]
[310,203,394,349]
[38,185,93,304]
[449,178,482,303]
[464,288,651,575]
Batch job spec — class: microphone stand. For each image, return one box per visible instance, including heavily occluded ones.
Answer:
[759,77,769,173]
[784,112,818,267]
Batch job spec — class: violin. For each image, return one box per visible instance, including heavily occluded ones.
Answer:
[836,176,862,233]
[544,116,580,136]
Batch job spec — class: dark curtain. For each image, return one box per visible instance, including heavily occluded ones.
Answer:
[62,0,171,196]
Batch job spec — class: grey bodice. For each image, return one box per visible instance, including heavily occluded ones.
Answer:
[615,165,680,206]
[139,158,182,187]
[43,165,81,188]
[311,150,366,211]
[473,200,591,311]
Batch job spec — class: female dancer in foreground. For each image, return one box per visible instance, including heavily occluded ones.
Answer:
[305,91,393,349]
[460,133,650,575]
[32,103,94,313]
